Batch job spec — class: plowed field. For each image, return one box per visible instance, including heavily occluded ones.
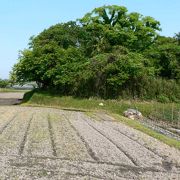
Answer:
[0,106,179,179]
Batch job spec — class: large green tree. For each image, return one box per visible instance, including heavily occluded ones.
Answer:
[12,22,88,88]
[11,5,180,100]
[144,36,180,79]
[79,5,161,54]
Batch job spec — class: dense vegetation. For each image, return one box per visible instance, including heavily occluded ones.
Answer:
[11,5,180,101]
[0,79,9,88]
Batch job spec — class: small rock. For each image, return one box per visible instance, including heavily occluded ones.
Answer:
[124,109,143,120]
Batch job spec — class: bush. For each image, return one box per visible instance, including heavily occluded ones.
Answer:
[124,78,180,102]
[157,95,170,103]
[0,79,9,88]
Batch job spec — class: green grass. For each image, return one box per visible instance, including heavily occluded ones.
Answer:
[0,88,29,93]
[23,90,180,125]
[22,90,180,149]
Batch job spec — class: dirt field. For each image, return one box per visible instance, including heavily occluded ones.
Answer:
[0,105,179,179]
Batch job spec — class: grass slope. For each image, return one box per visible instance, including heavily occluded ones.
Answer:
[111,114,180,149]
[23,90,180,124]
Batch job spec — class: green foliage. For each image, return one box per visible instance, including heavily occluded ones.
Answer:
[11,5,180,101]
[144,36,180,79]
[77,50,155,98]
[0,79,9,88]
[174,32,180,45]
[124,78,180,101]
[157,95,170,103]
[79,5,160,53]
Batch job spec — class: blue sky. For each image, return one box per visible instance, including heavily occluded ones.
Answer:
[0,0,180,79]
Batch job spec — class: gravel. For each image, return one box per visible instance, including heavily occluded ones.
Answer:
[140,118,180,141]
[68,112,134,166]
[48,111,92,161]
[0,106,179,179]
[82,113,163,168]
[23,110,53,157]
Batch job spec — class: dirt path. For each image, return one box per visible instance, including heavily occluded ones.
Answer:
[0,106,179,179]
[0,92,25,105]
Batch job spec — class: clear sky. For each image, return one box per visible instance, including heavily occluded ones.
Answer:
[0,0,180,79]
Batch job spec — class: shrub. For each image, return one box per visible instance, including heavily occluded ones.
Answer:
[0,79,9,88]
[157,95,170,103]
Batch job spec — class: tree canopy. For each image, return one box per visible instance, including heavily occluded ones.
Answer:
[11,5,180,101]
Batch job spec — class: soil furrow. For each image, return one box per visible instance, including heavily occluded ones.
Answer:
[85,115,164,168]
[19,115,33,155]
[23,110,53,157]
[112,124,164,159]
[94,113,163,159]
[4,153,179,171]
[84,117,139,166]
[68,112,135,166]
[47,111,93,161]
[48,115,57,157]
[65,114,100,162]
[0,111,32,155]
[103,120,180,165]
[1,154,178,174]
[0,106,179,179]
[0,114,17,134]
[1,155,179,180]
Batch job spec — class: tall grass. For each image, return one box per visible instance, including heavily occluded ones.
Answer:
[120,78,180,103]
[23,90,180,126]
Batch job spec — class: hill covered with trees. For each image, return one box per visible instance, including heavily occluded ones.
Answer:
[11,5,180,101]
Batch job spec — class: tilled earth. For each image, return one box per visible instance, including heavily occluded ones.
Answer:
[0,106,179,179]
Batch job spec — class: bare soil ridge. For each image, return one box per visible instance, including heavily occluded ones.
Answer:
[0,106,179,179]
